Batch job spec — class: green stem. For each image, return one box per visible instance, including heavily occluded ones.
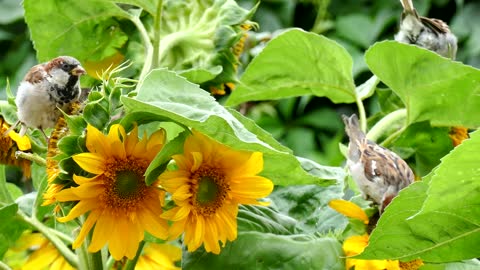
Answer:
[17,211,78,268]
[381,126,407,148]
[0,260,12,270]
[129,14,153,81]
[15,151,46,166]
[0,165,13,203]
[152,0,164,69]
[124,241,146,270]
[355,94,367,133]
[366,109,407,142]
[105,256,116,270]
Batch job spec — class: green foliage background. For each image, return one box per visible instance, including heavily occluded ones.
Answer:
[1,0,480,269]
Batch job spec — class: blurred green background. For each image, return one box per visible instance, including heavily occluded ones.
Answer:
[1,0,479,167]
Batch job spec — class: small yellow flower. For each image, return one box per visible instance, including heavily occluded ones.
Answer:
[5,232,75,270]
[329,199,423,270]
[160,130,274,254]
[55,124,168,260]
[136,243,182,270]
[449,126,469,147]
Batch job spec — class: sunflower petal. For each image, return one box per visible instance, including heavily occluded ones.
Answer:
[73,153,105,174]
[328,199,369,224]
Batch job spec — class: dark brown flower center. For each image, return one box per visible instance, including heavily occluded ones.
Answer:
[191,166,230,217]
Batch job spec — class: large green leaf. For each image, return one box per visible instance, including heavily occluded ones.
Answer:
[366,41,480,128]
[0,203,28,259]
[122,69,333,186]
[358,130,480,262]
[182,233,344,270]
[226,28,356,106]
[24,0,129,62]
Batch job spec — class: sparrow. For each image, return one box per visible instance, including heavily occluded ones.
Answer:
[394,0,457,59]
[342,114,414,213]
[12,56,86,140]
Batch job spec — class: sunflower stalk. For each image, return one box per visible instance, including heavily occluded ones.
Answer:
[124,241,145,270]
[366,109,407,144]
[355,93,367,133]
[17,211,78,268]
[128,13,153,82]
[152,0,164,70]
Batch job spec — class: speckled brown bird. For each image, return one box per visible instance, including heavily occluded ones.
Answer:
[13,56,86,139]
[342,114,414,212]
[395,0,457,59]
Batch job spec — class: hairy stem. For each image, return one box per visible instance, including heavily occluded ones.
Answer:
[366,109,408,145]
[152,0,164,69]
[15,151,46,166]
[355,95,367,133]
[129,14,153,81]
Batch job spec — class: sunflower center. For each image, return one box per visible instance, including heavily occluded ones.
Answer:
[115,170,142,199]
[192,166,230,217]
[103,158,150,211]
[196,176,219,204]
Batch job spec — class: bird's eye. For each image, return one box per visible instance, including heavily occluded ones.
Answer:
[61,63,70,71]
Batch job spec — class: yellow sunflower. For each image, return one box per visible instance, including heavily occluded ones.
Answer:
[160,130,274,254]
[5,232,74,270]
[136,243,182,270]
[329,199,423,270]
[55,124,169,260]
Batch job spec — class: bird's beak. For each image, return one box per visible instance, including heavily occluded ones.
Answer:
[71,66,86,76]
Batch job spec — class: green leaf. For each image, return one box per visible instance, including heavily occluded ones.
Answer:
[392,121,453,176]
[144,130,189,185]
[269,183,347,234]
[0,203,28,259]
[226,29,356,106]
[178,66,223,84]
[358,129,480,262]
[237,205,297,234]
[83,102,110,131]
[366,41,480,128]
[123,69,330,186]
[115,0,157,15]
[183,233,344,270]
[355,75,380,100]
[24,0,129,62]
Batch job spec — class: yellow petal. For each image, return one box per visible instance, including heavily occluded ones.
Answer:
[138,207,168,240]
[89,212,113,252]
[169,218,187,241]
[229,176,273,199]
[72,174,99,185]
[329,199,369,224]
[124,124,139,154]
[73,153,105,174]
[57,200,95,221]
[8,131,31,151]
[86,124,111,156]
[72,210,101,249]
[343,234,369,256]
[109,217,130,260]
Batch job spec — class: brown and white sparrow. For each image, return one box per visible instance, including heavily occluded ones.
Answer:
[13,56,86,139]
[342,114,414,212]
[395,0,457,59]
